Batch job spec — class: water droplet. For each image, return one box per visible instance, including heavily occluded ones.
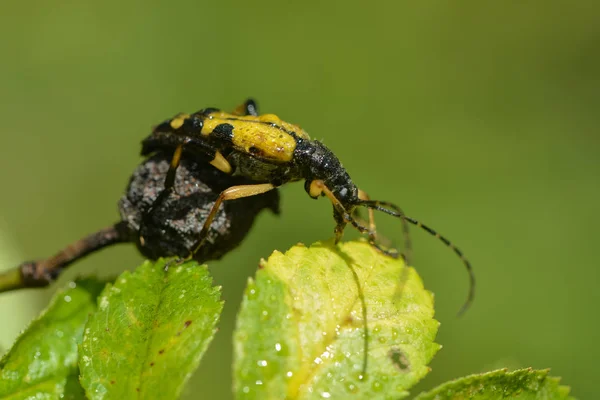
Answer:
[257,360,268,367]
[373,325,381,333]
[286,371,293,378]
[99,296,109,311]
[378,336,386,343]
[64,295,72,303]
[261,309,270,320]
[68,281,76,289]
[372,381,383,392]
[247,285,258,300]
[391,328,399,339]
[275,343,282,352]
[404,327,412,334]
[242,386,250,394]
[345,382,359,393]
[356,372,368,381]
[321,392,331,398]
[320,350,332,359]
[255,380,263,386]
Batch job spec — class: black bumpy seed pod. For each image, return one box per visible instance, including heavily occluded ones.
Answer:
[119,151,280,262]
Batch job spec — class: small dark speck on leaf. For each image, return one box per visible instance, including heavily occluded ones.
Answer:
[110,380,115,385]
[389,347,410,372]
[159,349,165,354]
[136,388,140,392]
[176,320,193,336]
[150,362,155,367]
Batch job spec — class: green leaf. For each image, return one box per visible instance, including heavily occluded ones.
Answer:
[414,368,575,400]
[0,278,105,399]
[79,259,223,400]
[234,240,439,399]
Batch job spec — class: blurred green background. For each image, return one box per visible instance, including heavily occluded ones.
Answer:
[1,1,598,398]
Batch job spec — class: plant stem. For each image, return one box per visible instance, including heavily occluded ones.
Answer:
[0,222,130,294]
[0,267,25,293]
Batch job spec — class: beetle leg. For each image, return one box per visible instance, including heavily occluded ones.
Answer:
[187,183,277,259]
[333,218,347,244]
[209,150,232,174]
[358,189,412,265]
[358,189,411,263]
[139,145,184,250]
[308,180,357,243]
[358,190,377,242]
[164,144,184,190]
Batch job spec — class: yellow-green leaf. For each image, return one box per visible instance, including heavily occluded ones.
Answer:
[234,241,439,399]
[0,279,105,399]
[79,259,222,400]
[414,368,575,400]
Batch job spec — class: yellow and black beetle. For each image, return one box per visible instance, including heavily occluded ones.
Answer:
[141,99,475,314]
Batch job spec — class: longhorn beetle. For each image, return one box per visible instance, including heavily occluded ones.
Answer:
[141,99,475,372]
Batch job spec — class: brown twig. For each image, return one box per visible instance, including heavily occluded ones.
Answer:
[0,222,130,294]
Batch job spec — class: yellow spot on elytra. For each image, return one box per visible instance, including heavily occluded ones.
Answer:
[169,113,190,130]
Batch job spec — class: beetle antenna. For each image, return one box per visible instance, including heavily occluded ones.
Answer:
[358,200,475,316]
